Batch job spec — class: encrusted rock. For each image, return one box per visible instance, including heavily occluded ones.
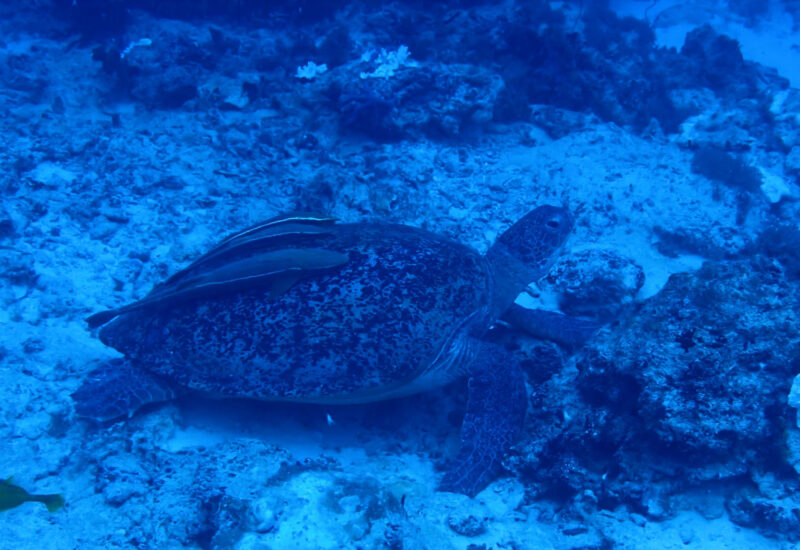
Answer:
[447,513,487,537]
[727,490,800,542]
[545,248,645,321]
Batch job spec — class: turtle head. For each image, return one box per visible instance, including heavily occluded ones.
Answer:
[493,205,573,275]
[487,205,573,312]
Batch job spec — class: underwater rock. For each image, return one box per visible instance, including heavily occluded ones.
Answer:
[771,89,800,149]
[93,24,209,110]
[690,147,762,193]
[218,81,252,110]
[544,248,645,322]
[788,428,800,477]
[97,454,150,507]
[786,146,800,176]
[758,168,796,204]
[528,105,595,139]
[677,98,779,152]
[755,223,800,278]
[653,225,752,261]
[447,512,487,537]
[726,489,800,542]
[0,249,38,288]
[131,66,199,110]
[197,493,253,549]
[680,24,757,97]
[511,340,564,386]
[323,61,505,140]
[790,374,800,421]
[586,258,800,462]
[0,216,15,240]
[248,497,278,533]
[494,4,683,134]
[512,257,800,519]
[567,256,800,499]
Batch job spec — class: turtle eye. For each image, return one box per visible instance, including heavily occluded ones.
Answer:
[546,218,561,229]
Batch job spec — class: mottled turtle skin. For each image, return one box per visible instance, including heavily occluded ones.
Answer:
[75,206,574,496]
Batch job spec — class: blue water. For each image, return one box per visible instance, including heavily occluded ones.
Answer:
[1,1,799,548]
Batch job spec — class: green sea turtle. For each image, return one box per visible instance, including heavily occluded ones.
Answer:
[74,206,574,496]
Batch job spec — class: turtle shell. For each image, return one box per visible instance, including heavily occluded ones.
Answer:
[98,218,493,403]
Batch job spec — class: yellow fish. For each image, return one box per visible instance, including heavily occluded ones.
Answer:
[0,477,64,513]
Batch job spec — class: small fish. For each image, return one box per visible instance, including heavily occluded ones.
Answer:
[0,477,64,513]
[326,413,335,427]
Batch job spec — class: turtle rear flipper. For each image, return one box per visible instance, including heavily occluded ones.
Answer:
[72,358,177,422]
[439,344,526,497]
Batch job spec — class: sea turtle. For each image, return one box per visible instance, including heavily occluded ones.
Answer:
[74,206,574,496]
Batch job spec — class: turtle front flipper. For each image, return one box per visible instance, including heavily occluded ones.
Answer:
[502,304,600,348]
[72,358,178,422]
[439,344,526,497]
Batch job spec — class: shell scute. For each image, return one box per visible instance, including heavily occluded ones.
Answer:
[97,221,491,402]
